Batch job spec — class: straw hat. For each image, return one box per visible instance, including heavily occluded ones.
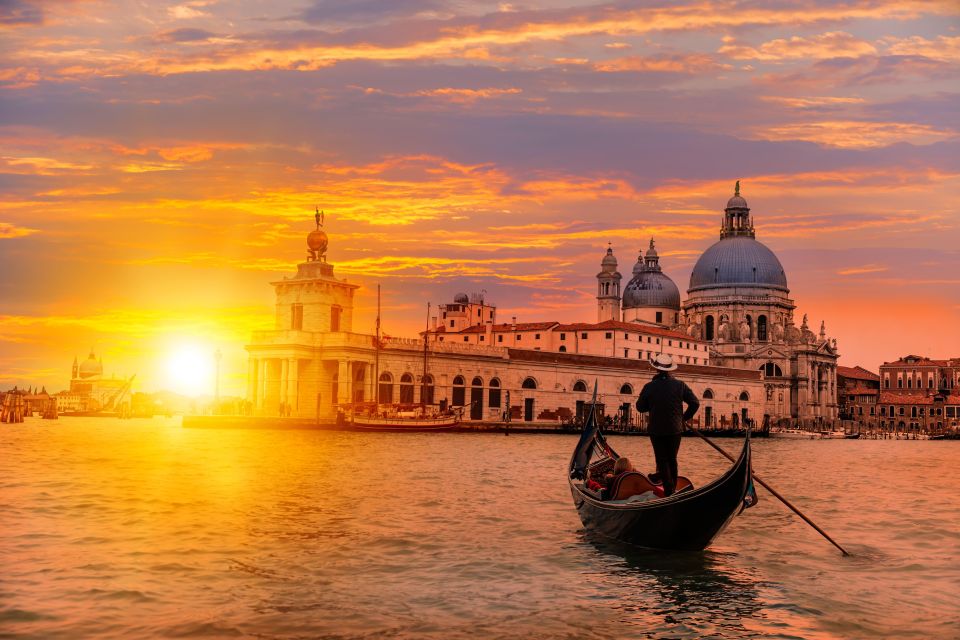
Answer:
[651,353,678,371]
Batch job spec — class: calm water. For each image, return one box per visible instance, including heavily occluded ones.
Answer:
[1,418,958,639]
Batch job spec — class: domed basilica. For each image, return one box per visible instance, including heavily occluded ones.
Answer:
[598,183,839,421]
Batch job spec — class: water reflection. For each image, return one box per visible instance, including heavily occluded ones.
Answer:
[581,531,763,638]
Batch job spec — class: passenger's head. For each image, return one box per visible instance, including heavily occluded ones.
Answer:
[613,457,633,474]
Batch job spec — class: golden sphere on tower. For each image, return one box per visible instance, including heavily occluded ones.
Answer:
[307,229,328,255]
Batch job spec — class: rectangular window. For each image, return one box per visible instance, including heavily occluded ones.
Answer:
[479,336,485,342]
[535,333,540,339]
[624,333,629,339]
[668,340,672,347]
[656,338,660,345]
[656,311,663,323]
[330,305,341,331]
[463,336,469,342]
[624,349,628,357]
[581,333,588,339]
[439,336,444,342]
[497,335,503,343]
[291,303,303,330]
[647,337,651,343]
[560,333,566,340]
[516,335,522,341]
[451,319,456,328]
[897,378,902,389]
[605,332,612,339]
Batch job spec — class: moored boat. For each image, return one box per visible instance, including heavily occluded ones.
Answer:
[770,428,818,439]
[347,411,459,431]
[568,385,756,551]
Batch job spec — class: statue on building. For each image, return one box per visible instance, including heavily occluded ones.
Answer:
[773,319,785,343]
[738,317,751,343]
[718,314,731,342]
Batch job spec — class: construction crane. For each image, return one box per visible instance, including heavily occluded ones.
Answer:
[103,374,136,412]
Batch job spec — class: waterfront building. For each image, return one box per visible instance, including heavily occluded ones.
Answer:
[55,351,130,412]
[836,366,880,426]
[245,214,764,425]
[877,355,960,432]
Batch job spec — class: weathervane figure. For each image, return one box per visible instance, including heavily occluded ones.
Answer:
[315,206,324,229]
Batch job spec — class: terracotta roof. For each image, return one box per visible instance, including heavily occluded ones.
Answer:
[437,322,557,334]
[506,349,760,380]
[879,392,960,405]
[432,319,701,342]
[555,319,699,342]
[843,385,879,395]
[837,365,879,381]
[881,356,952,368]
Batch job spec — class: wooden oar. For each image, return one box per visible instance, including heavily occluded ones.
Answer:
[689,426,851,557]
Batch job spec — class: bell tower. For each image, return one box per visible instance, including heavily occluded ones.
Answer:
[596,245,622,322]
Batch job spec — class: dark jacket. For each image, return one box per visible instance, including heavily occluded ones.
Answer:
[636,372,700,435]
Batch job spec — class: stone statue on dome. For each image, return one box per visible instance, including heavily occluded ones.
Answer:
[738,317,751,343]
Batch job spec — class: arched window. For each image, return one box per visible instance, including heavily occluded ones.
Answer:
[452,375,466,406]
[488,378,501,408]
[757,315,767,341]
[619,383,633,395]
[759,362,783,377]
[559,345,567,352]
[911,406,917,418]
[572,380,587,392]
[399,373,414,404]
[421,374,434,406]
[471,376,483,387]
[705,315,715,341]
[378,372,393,404]
[702,389,714,400]
[739,391,749,402]
[522,377,537,389]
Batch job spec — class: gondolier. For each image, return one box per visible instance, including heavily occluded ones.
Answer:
[636,354,700,496]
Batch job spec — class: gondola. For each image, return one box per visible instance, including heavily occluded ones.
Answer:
[568,384,756,551]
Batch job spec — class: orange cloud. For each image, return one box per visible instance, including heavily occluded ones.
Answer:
[753,120,956,148]
[837,264,889,275]
[0,222,39,239]
[720,31,877,61]
[595,53,729,73]
[883,35,960,62]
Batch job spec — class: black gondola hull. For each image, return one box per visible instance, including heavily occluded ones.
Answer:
[570,437,752,551]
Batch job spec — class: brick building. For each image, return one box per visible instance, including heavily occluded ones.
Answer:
[877,355,960,433]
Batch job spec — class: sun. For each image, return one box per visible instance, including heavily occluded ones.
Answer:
[163,344,216,397]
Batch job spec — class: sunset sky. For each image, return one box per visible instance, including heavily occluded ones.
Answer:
[1,0,958,396]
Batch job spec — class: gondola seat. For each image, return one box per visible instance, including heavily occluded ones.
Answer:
[609,472,663,500]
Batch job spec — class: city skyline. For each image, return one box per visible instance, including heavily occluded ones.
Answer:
[2,0,959,395]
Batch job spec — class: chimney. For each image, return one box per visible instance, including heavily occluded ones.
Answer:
[431,316,438,331]
[485,321,493,344]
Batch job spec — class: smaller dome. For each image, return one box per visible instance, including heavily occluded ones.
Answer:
[632,257,643,276]
[622,271,680,310]
[600,246,618,273]
[307,229,328,253]
[726,194,749,210]
[454,293,469,304]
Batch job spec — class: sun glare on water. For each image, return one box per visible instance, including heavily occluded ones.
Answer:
[164,344,215,396]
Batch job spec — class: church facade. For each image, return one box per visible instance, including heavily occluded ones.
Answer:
[245,186,836,424]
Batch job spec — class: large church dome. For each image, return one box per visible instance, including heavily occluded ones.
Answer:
[78,352,103,379]
[688,185,788,294]
[689,236,788,292]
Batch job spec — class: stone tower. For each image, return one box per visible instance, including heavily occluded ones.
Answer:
[596,245,622,322]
